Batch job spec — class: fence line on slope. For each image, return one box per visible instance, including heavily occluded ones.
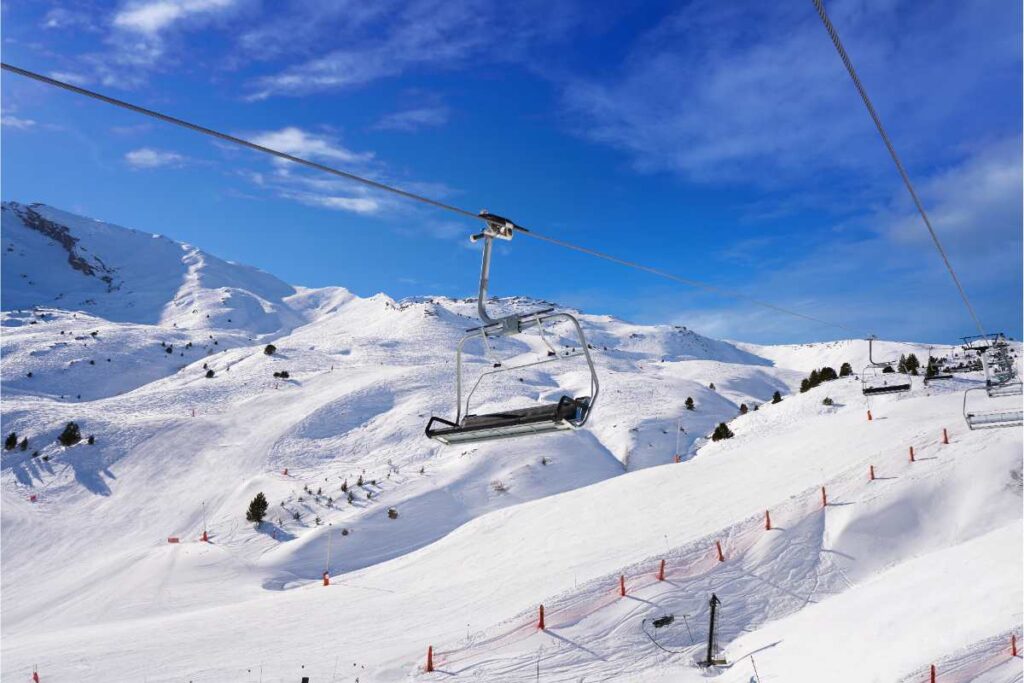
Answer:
[425,425,966,675]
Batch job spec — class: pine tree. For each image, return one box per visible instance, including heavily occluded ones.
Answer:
[264,344,277,356]
[685,396,695,410]
[800,378,811,393]
[708,383,716,391]
[926,356,939,378]
[897,354,908,374]
[819,366,838,382]
[739,404,748,415]
[58,422,82,447]
[246,492,269,526]
[906,353,920,376]
[808,369,821,388]
[839,362,853,377]
[711,422,734,441]
[4,433,17,450]
[772,391,782,404]
[19,437,28,451]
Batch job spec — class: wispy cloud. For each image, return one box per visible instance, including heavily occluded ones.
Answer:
[1,115,37,129]
[232,127,466,224]
[112,0,239,35]
[233,128,384,216]
[124,147,185,168]
[561,0,1021,188]
[41,7,100,32]
[670,138,1022,342]
[278,191,380,215]
[373,105,449,132]
[245,0,583,99]
[246,127,372,165]
[39,0,245,89]
[49,71,92,86]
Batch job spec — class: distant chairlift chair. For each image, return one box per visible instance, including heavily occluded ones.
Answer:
[961,333,1023,430]
[860,336,911,396]
[425,213,599,445]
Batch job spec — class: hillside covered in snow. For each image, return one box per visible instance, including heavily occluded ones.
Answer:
[1,202,1020,682]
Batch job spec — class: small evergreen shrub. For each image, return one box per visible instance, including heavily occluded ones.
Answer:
[839,362,853,377]
[4,433,17,450]
[19,437,28,451]
[711,422,734,441]
[387,507,399,520]
[822,397,834,406]
[205,369,215,378]
[772,391,783,404]
[246,492,269,525]
[685,397,695,410]
[264,344,277,356]
[58,422,82,447]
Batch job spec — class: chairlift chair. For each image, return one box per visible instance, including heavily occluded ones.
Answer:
[962,388,1023,430]
[861,336,911,396]
[961,333,1023,430]
[425,213,599,445]
[922,347,954,385]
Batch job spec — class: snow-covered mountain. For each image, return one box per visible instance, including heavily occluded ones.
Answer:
[1,203,1020,682]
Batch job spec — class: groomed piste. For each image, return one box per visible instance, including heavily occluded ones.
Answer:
[2,204,1021,682]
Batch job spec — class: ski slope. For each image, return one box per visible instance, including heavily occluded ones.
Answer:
[1,203,1021,682]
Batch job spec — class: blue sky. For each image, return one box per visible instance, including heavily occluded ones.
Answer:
[1,0,1021,344]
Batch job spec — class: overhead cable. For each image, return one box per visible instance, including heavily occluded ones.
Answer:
[3,61,858,336]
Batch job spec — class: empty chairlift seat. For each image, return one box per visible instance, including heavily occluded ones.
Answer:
[861,372,912,395]
[426,396,592,445]
[860,336,912,396]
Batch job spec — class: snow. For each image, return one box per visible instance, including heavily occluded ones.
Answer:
[2,202,1021,682]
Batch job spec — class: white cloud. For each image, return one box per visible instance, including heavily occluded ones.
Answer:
[284,192,380,215]
[41,7,99,31]
[124,147,185,168]
[244,0,582,99]
[562,0,1021,186]
[246,127,372,165]
[112,0,238,35]
[373,106,449,132]
[1,116,36,129]
[49,71,92,86]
